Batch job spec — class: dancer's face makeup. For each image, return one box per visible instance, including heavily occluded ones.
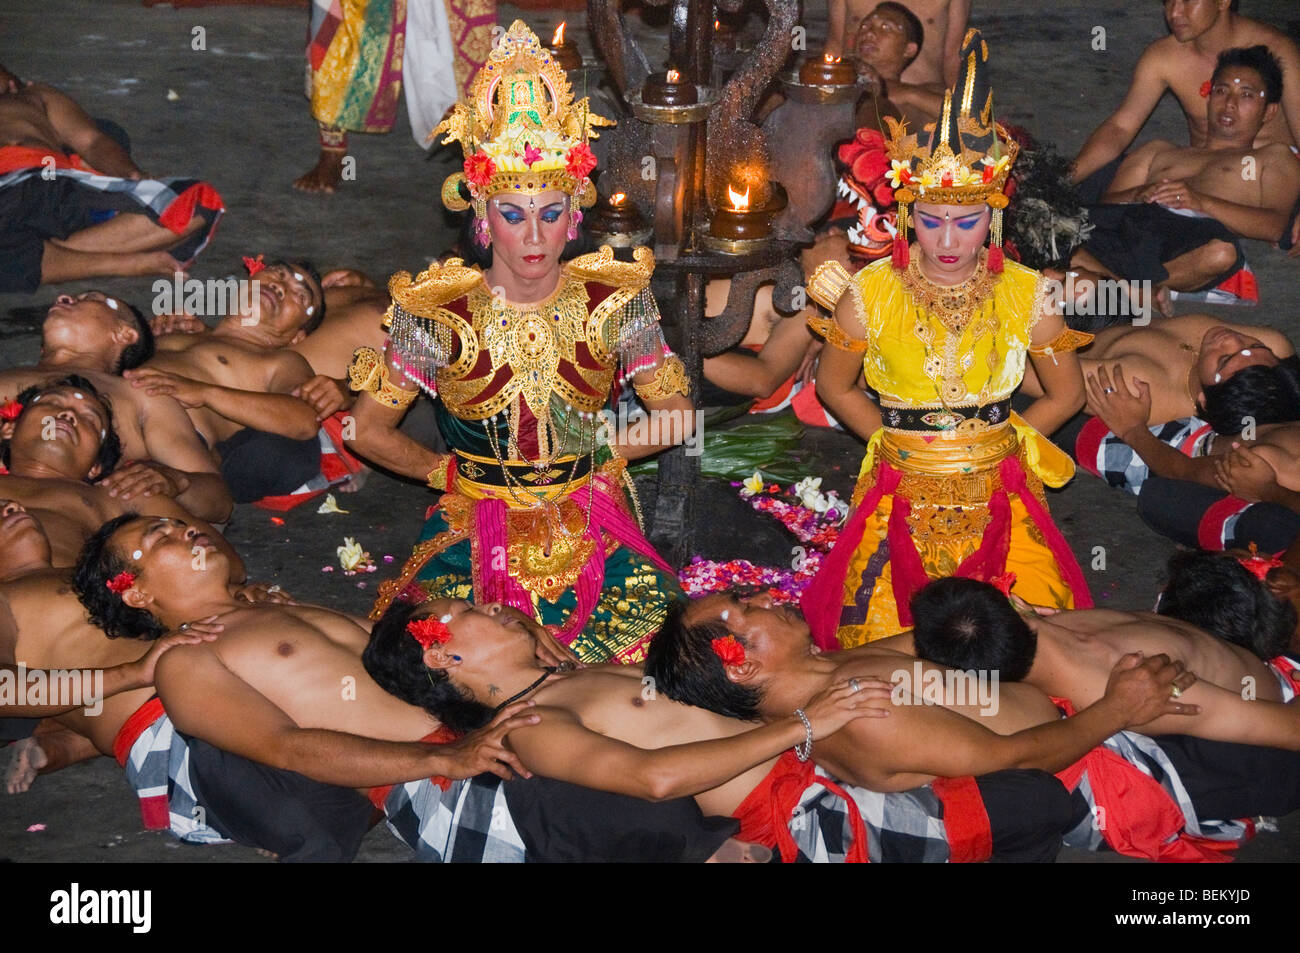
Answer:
[912,203,990,281]
[487,189,570,285]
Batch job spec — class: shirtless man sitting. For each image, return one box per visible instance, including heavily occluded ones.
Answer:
[70,514,761,862]
[1071,0,1300,187]
[0,376,243,573]
[1072,47,1300,315]
[0,291,232,522]
[825,0,967,88]
[1021,314,1300,429]
[0,62,222,291]
[910,577,1299,748]
[131,262,331,503]
[852,3,943,130]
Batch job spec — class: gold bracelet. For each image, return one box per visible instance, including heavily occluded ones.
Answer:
[634,354,689,403]
[348,346,418,409]
[426,455,455,491]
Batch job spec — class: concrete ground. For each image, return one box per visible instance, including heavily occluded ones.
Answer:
[1,0,1298,863]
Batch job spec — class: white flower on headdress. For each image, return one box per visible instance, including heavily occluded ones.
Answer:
[886,159,913,188]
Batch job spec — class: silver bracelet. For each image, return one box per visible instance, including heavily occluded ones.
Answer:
[793,708,813,762]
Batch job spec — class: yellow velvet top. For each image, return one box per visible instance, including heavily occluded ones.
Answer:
[847,256,1051,409]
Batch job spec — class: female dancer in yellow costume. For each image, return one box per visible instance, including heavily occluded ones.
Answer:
[801,30,1094,649]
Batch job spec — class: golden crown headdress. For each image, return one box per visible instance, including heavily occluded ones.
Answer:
[434,20,613,220]
[881,29,1018,270]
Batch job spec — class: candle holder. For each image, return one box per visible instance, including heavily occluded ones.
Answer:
[796,53,859,87]
[629,69,714,124]
[547,22,582,72]
[701,182,787,255]
[587,191,654,248]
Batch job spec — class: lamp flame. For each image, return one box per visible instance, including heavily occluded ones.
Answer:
[727,183,751,211]
[552,22,566,45]
[823,53,840,64]
[610,192,627,207]
[666,69,681,83]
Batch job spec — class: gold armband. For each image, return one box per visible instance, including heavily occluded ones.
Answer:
[426,455,456,492]
[634,354,689,402]
[807,260,853,311]
[1028,328,1094,362]
[807,314,869,353]
[348,346,418,409]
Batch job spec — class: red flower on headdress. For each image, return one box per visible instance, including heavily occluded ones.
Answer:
[565,143,597,181]
[982,165,996,183]
[1237,543,1284,581]
[989,572,1017,597]
[711,635,746,666]
[407,615,453,649]
[0,400,22,421]
[105,572,136,594]
[522,142,543,168]
[941,172,954,188]
[1199,81,1212,98]
[464,153,497,189]
[242,254,265,278]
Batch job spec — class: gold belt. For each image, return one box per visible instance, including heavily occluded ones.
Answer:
[875,423,1024,507]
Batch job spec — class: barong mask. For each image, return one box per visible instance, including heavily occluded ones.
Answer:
[434,20,612,247]
[883,29,1017,272]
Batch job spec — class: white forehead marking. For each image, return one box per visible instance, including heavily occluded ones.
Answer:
[72,392,84,400]
[105,298,119,311]
[719,609,730,621]
[440,613,453,624]
[1214,373,1223,383]
[293,272,304,282]
[305,305,315,316]
[1241,349,1252,357]
[100,429,106,439]
[132,549,143,560]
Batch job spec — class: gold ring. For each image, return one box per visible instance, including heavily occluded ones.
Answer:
[1170,684,1182,699]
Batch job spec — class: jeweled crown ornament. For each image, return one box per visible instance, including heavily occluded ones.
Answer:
[882,29,1018,271]
[434,20,614,221]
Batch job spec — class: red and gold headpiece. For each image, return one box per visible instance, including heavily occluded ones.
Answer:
[434,20,612,222]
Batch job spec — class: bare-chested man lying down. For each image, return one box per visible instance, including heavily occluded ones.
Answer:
[358,593,1188,862]
[648,589,1300,859]
[0,62,222,290]
[0,499,222,794]
[70,515,775,862]
[1072,47,1300,316]
[1020,314,1300,431]
[906,577,1300,827]
[0,376,243,575]
[130,261,330,503]
[0,292,232,522]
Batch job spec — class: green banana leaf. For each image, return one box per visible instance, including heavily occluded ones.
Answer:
[629,410,810,484]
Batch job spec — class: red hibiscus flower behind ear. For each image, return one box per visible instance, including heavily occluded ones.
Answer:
[1200,81,1212,98]
[407,616,453,649]
[711,635,746,666]
[0,400,22,421]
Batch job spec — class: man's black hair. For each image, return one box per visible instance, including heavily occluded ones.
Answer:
[363,599,495,734]
[872,1,924,57]
[643,600,763,721]
[72,512,167,641]
[1212,45,1283,105]
[1200,355,1300,434]
[1,375,122,479]
[268,258,327,334]
[1157,549,1295,660]
[910,577,1038,682]
[115,298,154,372]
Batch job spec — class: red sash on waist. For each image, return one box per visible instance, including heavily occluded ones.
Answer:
[1051,697,1238,863]
[367,725,458,810]
[731,751,869,863]
[112,696,166,768]
[0,144,98,176]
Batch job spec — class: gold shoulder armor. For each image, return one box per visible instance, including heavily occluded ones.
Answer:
[565,245,655,290]
[384,259,483,328]
[807,260,854,311]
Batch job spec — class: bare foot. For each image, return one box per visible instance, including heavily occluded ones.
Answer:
[5,738,48,794]
[706,836,774,863]
[335,466,370,493]
[293,150,345,194]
